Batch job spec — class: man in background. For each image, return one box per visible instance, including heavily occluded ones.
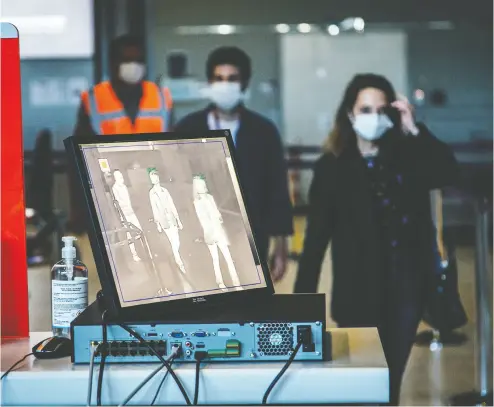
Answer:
[174,46,293,282]
[73,34,173,137]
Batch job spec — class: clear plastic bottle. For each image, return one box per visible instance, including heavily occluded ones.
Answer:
[51,236,88,338]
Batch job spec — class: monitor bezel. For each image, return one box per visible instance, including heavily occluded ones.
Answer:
[64,130,275,318]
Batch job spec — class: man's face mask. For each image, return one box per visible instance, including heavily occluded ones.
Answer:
[351,113,393,141]
[208,82,244,112]
[119,62,145,85]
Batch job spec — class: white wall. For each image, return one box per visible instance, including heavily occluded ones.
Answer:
[281,31,408,146]
[0,0,94,58]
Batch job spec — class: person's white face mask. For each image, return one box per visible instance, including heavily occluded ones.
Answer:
[119,62,145,84]
[208,82,244,112]
[351,113,393,141]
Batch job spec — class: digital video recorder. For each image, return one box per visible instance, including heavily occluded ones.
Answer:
[71,293,328,364]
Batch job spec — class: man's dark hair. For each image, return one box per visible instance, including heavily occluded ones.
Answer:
[206,46,252,90]
[109,34,145,62]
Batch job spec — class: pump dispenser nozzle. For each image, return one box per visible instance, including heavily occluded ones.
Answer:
[62,236,77,260]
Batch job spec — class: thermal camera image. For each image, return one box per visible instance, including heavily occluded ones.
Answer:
[79,138,266,307]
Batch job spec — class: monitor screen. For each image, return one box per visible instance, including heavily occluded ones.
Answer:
[77,136,268,308]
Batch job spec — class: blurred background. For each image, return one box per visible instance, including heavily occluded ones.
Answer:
[1,0,492,404]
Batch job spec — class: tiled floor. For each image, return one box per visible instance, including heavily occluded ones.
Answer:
[27,236,487,405]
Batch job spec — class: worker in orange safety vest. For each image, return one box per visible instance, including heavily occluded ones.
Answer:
[73,34,173,137]
[68,35,174,280]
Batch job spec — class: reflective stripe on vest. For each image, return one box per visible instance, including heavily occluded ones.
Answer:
[84,81,172,135]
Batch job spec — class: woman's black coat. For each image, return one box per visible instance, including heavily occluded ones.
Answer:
[294,124,459,326]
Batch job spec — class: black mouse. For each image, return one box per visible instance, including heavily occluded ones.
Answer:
[32,336,72,359]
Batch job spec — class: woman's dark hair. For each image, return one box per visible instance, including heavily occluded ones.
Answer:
[325,74,397,156]
[206,46,252,90]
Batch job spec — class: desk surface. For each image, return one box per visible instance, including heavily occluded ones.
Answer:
[1,328,388,406]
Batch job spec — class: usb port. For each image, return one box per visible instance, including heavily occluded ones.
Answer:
[147,333,158,337]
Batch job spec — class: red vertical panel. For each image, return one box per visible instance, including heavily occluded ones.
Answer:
[1,24,29,339]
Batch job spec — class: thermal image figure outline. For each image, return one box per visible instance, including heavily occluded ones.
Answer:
[192,174,242,292]
[111,169,143,262]
[148,167,187,274]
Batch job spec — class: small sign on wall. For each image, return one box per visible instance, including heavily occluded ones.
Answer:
[159,77,210,102]
[29,76,89,106]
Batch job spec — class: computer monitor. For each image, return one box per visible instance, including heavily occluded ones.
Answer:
[64,131,274,317]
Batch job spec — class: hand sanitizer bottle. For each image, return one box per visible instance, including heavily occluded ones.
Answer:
[51,236,88,338]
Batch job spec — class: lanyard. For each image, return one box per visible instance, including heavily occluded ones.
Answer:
[213,112,222,131]
[212,112,239,145]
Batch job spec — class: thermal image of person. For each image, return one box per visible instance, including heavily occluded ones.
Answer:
[111,169,142,262]
[192,175,242,291]
[148,167,186,274]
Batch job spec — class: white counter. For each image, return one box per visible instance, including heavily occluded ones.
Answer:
[1,328,388,405]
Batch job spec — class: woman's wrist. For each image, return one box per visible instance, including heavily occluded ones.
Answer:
[404,123,420,136]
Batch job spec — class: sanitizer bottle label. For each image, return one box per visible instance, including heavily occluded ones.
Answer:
[51,278,88,328]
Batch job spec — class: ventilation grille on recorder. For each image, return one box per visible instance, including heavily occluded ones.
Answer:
[256,323,294,356]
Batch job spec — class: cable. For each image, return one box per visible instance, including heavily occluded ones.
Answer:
[87,343,101,406]
[262,341,303,405]
[119,324,191,405]
[193,351,207,405]
[1,335,55,381]
[1,352,34,380]
[151,357,174,405]
[193,361,201,405]
[119,346,180,407]
[96,312,108,406]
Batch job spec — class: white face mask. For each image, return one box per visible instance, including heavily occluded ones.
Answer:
[208,82,244,112]
[351,113,393,141]
[119,62,145,84]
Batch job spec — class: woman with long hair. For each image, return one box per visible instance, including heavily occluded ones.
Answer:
[192,175,242,292]
[294,74,458,405]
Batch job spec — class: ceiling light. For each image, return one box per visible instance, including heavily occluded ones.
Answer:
[428,21,454,30]
[297,23,311,34]
[0,15,67,35]
[327,24,340,36]
[217,25,234,35]
[353,17,365,32]
[340,18,354,31]
[275,24,290,34]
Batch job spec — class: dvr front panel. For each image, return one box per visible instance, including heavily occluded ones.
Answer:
[73,321,324,363]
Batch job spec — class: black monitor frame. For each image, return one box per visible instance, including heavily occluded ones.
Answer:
[64,130,275,318]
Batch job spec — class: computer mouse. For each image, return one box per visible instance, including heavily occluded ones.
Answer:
[32,336,72,359]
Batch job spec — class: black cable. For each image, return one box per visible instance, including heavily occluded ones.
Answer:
[262,341,303,405]
[119,354,175,407]
[119,324,192,405]
[97,311,108,406]
[193,351,207,406]
[193,360,201,405]
[1,352,34,380]
[151,357,174,405]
